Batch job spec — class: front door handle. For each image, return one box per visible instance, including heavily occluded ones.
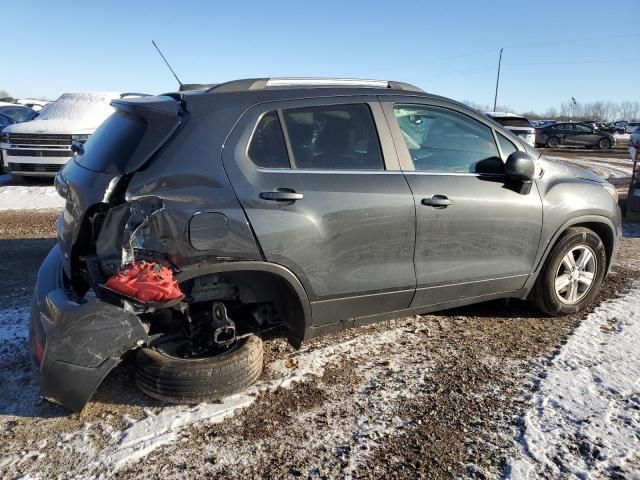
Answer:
[260,190,304,202]
[421,195,453,208]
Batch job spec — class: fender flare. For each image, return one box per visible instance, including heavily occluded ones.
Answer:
[176,261,312,347]
[523,214,619,294]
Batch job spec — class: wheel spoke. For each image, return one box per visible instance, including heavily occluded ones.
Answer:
[578,271,594,286]
[562,252,576,270]
[555,274,571,292]
[576,249,593,270]
[567,281,579,302]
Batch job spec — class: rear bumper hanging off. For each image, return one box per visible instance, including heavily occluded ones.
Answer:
[29,246,149,411]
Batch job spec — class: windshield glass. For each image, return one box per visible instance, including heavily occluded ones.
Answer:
[37,92,118,124]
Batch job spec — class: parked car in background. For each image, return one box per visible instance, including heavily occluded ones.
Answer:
[0,104,38,123]
[0,92,120,179]
[626,122,640,134]
[16,98,50,112]
[614,121,627,134]
[535,122,616,149]
[0,108,38,173]
[485,112,536,147]
[31,78,621,411]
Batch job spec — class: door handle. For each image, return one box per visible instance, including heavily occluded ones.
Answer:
[260,190,304,202]
[421,195,453,208]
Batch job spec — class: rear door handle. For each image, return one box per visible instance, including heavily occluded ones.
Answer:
[421,195,453,208]
[260,190,304,202]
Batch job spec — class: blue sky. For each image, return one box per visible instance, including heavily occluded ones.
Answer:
[4,0,639,112]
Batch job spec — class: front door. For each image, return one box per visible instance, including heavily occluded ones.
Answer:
[381,99,543,308]
[222,97,416,326]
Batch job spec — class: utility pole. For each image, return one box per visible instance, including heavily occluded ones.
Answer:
[493,48,503,112]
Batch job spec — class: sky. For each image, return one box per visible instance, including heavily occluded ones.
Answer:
[4,0,639,113]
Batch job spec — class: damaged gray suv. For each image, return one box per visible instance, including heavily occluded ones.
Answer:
[30,78,622,411]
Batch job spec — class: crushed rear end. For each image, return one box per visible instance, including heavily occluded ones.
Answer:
[29,95,186,410]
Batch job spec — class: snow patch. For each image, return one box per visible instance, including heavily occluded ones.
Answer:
[0,183,64,210]
[508,284,640,479]
[91,329,406,472]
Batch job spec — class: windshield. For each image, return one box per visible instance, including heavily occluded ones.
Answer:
[491,117,531,128]
[37,92,118,124]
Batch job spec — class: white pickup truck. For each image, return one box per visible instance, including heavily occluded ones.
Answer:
[0,92,120,179]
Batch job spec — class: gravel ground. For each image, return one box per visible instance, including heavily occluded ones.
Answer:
[0,147,638,479]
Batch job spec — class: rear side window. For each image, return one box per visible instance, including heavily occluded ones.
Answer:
[248,112,289,168]
[248,111,289,168]
[393,104,501,173]
[282,104,384,170]
[74,111,147,173]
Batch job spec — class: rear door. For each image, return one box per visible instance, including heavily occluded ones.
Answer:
[381,98,543,308]
[222,97,416,326]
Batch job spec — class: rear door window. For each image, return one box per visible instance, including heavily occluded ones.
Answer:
[281,104,384,170]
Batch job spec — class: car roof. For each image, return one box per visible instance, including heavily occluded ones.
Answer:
[174,77,490,112]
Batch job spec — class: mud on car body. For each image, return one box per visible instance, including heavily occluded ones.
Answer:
[30,79,622,411]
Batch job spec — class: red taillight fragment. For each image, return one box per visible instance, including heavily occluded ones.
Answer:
[105,261,183,304]
[32,335,45,366]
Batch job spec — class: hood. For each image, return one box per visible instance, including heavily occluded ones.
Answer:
[3,118,98,135]
[537,155,605,184]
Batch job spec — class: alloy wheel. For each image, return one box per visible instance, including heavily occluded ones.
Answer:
[554,245,597,304]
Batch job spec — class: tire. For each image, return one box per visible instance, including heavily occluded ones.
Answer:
[547,136,560,148]
[529,227,607,316]
[135,335,263,404]
[598,138,611,150]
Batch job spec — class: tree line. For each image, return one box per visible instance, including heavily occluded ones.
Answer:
[464,99,640,122]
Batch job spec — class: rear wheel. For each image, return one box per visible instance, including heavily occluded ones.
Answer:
[598,138,611,150]
[135,335,263,404]
[529,227,607,316]
[547,136,560,148]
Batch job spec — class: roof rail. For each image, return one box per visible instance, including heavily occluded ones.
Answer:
[206,78,424,93]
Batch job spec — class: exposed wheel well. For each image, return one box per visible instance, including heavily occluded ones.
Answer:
[179,269,307,347]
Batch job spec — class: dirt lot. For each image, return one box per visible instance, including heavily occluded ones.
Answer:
[0,146,638,479]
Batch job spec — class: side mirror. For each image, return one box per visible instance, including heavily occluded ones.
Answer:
[70,141,84,156]
[505,151,535,182]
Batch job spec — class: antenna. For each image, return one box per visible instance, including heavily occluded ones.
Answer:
[151,40,183,88]
[493,48,503,112]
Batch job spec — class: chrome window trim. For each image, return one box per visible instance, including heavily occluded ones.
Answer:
[255,167,504,178]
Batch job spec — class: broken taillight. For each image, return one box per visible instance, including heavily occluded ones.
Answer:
[32,335,45,366]
[105,261,183,304]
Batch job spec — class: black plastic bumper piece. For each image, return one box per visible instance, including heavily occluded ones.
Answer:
[29,246,149,411]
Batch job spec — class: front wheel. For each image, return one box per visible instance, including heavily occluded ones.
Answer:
[598,138,611,150]
[529,227,607,316]
[135,335,263,404]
